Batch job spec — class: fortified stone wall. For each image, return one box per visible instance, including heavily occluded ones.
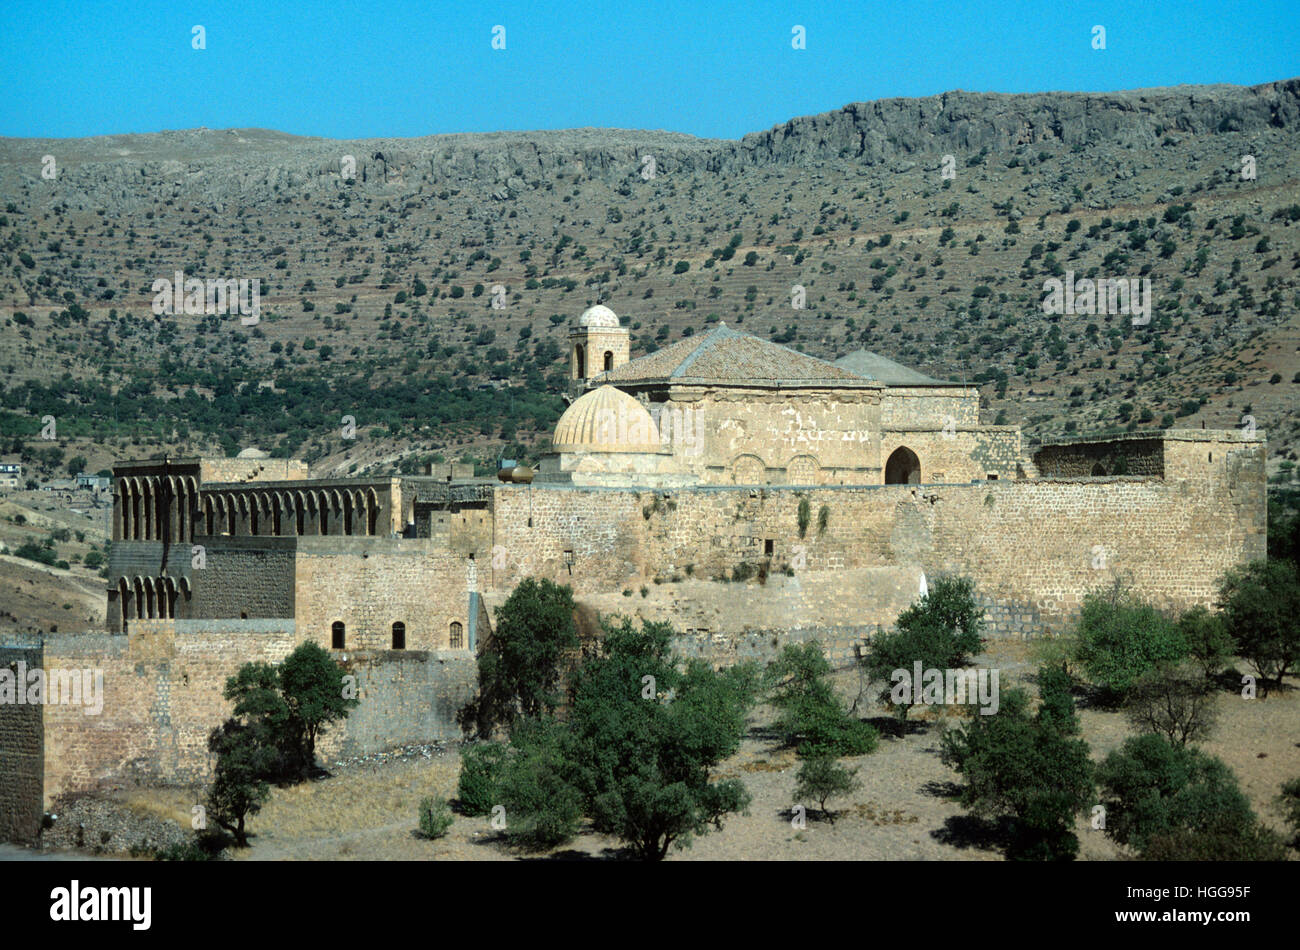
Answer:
[38,621,298,811]
[485,438,1265,632]
[1,619,477,839]
[1034,438,1165,477]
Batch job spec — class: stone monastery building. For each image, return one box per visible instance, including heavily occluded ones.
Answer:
[0,305,1266,839]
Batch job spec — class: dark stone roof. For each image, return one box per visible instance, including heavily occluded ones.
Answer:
[833,349,959,386]
[595,324,879,389]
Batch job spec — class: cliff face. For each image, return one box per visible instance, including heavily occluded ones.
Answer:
[2,79,1297,212]
[729,80,1300,168]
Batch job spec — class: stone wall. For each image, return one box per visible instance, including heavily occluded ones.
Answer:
[293,537,475,651]
[190,537,297,620]
[0,638,44,843]
[2,620,479,835]
[880,386,980,428]
[1034,437,1165,477]
[485,437,1265,633]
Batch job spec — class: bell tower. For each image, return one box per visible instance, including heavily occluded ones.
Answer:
[569,304,629,390]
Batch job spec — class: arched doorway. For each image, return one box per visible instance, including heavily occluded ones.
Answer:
[1090,462,1107,476]
[603,350,614,371]
[885,446,921,484]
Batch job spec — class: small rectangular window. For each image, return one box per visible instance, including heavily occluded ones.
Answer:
[764,539,774,556]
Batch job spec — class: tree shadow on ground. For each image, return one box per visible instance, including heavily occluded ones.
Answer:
[931,813,1012,852]
[866,715,927,739]
[920,779,962,799]
[518,845,633,861]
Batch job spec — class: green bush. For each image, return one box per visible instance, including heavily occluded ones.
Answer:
[895,575,985,665]
[1075,584,1187,700]
[794,756,860,824]
[1097,734,1257,856]
[416,796,454,840]
[766,643,878,756]
[496,719,583,851]
[1279,777,1300,848]
[1177,605,1234,681]
[457,741,508,816]
[1217,559,1300,690]
[940,684,1094,861]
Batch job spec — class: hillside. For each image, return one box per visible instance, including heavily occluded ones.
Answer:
[0,78,1298,490]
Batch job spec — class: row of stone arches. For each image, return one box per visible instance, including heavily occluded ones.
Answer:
[116,475,201,542]
[117,575,191,626]
[328,619,465,650]
[200,487,382,538]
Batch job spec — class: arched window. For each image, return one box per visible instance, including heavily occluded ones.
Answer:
[449,621,464,649]
[391,622,406,649]
[574,344,586,379]
[603,350,614,371]
[1091,462,1107,476]
[884,446,921,484]
[331,621,346,649]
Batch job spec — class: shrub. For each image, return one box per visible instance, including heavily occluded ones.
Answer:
[767,643,878,755]
[794,757,860,824]
[496,718,584,851]
[416,796,454,840]
[1140,823,1288,861]
[940,685,1094,861]
[1075,583,1187,700]
[1217,559,1300,690]
[1177,606,1234,681]
[457,741,508,816]
[1036,665,1080,736]
[1279,777,1300,848]
[1124,662,1218,746]
[895,576,985,665]
[1097,734,1256,855]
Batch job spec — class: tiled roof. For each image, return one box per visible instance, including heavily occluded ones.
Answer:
[833,349,958,386]
[595,324,878,388]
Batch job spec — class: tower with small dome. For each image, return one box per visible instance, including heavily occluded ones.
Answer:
[569,304,629,390]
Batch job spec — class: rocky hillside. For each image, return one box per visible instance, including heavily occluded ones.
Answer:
[1,78,1298,484]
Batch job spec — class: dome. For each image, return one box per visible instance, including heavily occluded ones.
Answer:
[236,447,269,459]
[577,304,620,328]
[552,385,662,453]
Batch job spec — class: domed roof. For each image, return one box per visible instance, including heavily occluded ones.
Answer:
[552,385,662,454]
[236,447,269,459]
[577,304,620,328]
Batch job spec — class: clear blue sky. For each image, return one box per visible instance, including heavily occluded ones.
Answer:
[2,0,1297,140]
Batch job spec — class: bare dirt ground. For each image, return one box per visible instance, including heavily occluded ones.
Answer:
[63,639,1295,863]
